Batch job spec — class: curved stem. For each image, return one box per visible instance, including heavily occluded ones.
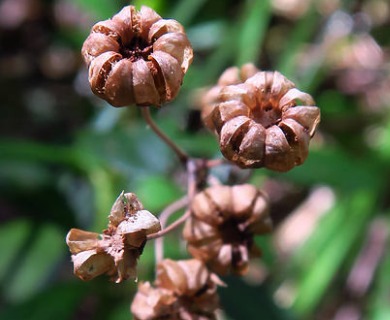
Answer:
[150,196,188,264]
[147,209,191,241]
[141,107,188,164]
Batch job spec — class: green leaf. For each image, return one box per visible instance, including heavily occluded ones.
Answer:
[292,189,375,316]
[0,282,87,320]
[0,220,32,283]
[169,0,209,26]
[368,217,390,320]
[5,223,66,302]
[236,0,272,66]
[278,147,384,191]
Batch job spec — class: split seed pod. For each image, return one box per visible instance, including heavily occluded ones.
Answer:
[202,65,320,172]
[66,192,161,283]
[82,5,193,107]
[131,259,223,320]
[183,184,272,276]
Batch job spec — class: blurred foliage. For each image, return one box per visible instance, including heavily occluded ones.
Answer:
[1,0,390,319]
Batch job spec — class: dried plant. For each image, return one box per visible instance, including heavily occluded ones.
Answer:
[131,259,223,320]
[82,5,193,107]
[65,4,321,319]
[202,65,320,171]
[183,184,272,275]
[66,192,160,282]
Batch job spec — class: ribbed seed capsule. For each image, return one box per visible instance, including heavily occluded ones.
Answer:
[131,259,223,320]
[82,5,193,107]
[202,66,320,172]
[183,184,272,276]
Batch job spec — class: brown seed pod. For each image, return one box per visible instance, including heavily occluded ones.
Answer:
[131,259,223,320]
[82,5,193,107]
[65,192,161,283]
[201,63,259,130]
[202,68,320,171]
[183,184,272,276]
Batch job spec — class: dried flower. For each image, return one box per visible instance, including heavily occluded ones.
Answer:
[202,66,320,171]
[201,63,259,130]
[82,5,193,107]
[66,192,161,283]
[131,259,223,320]
[183,184,272,276]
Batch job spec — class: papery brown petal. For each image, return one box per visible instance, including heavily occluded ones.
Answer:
[232,244,250,275]
[279,118,310,165]
[270,71,296,96]
[219,116,251,162]
[176,259,209,296]
[156,259,188,294]
[153,33,193,73]
[131,282,176,320]
[264,125,295,172]
[88,51,122,97]
[204,185,232,218]
[116,209,161,246]
[220,83,257,109]
[191,191,222,225]
[283,106,320,137]
[92,19,123,42]
[231,184,258,219]
[149,51,183,102]
[240,63,260,81]
[138,5,162,39]
[187,238,223,262]
[103,58,135,107]
[109,192,144,227]
[183,217,219,242]
[82,33,120,66]
[148,19,185,41]
[72,250,114,281]
[213,244,233,275]
[132,59,160,106]
[112,6,133,44]
[113,248,139,283]
[211,100,249,133]
[112,5,132,26]
[234,121,266,168]
[279,88,315,110]
[66,228,99,254]
[246,194,272,234]
[217,66,241,86]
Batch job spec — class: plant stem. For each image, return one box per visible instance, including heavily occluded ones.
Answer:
[149,196,188,264]
[141,107,188,164]
[147,209,191,241]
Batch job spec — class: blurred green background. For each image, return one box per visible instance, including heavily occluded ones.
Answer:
[1,0,390,319]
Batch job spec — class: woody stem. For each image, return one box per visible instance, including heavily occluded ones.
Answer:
[141,107,189,164]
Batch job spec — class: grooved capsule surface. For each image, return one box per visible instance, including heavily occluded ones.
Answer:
[202,64,320,171]
[82,5,193,107]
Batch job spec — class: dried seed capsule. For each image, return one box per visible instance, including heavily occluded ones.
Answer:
[65,191,161,283]
[201,63,259,130]
[202,68,320,172]
[82,5,193,107]
[131,259,223,320]
[183,184,272,276]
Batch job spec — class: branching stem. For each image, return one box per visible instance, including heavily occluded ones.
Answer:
[149,196,188,264]
[141,107,188,164]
